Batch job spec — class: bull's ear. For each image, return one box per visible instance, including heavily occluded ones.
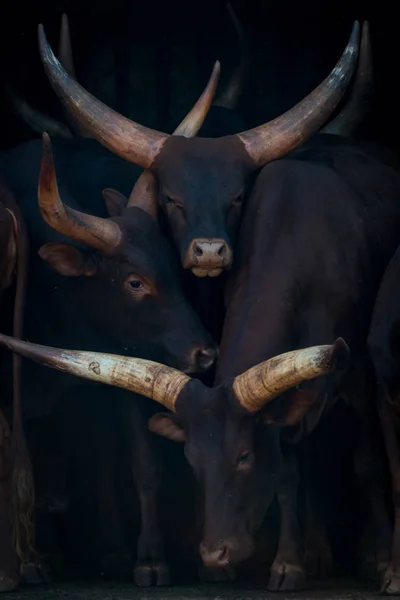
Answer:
[148,412,186,442]
[39,243,97,277]
[261,389,318,427]
[102,188,128,217]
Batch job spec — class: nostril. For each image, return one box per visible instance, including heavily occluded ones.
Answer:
[217,243,226,257]
[195,347,217,371]
[193,244,203,257]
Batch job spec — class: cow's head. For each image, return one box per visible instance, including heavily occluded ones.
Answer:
[0,335,349,566]
[37,133,217,374]
[38,21,360,276]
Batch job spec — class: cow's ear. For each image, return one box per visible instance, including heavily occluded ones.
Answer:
[39,243,97,277]
[148,412,186,442]
[261,389,318,427]
[102,188,128,217]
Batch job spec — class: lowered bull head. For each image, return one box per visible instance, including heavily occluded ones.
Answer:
[35,61,221,374]
[0,333,350,567]
[38,21,360,276]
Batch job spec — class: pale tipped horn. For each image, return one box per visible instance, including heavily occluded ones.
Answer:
[214,3,249,110]
[38,24,168,169]
[127,60,221,211]
[38,133,122,252]
[237,21,360,167]
[321,21,372,136]
[233,338,350,413]
[173,60,221,138]
[0,334,190,412]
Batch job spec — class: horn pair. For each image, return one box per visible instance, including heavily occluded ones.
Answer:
[0,334,349,413]
[38,20,360,170]
[38,61,221,251]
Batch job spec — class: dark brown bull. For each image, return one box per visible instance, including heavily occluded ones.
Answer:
[38,21,360,277]
[3,19,400,593]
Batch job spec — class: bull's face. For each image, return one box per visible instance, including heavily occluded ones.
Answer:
[0,328,349,570]
[148,381,324,568]
[152,137,254,277]
[38,19,360,278]
[40,205,217,375]
[37,137,217,376]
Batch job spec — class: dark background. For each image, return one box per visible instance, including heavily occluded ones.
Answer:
[0,0,397,152]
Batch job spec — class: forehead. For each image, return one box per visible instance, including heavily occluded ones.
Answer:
[181,383,253,440]
[109,208,179,282]
[154,137,250,195]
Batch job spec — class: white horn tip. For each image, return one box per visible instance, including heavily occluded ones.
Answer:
[327,337,350,372]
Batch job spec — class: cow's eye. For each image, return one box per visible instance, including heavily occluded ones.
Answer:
[129,280,142,289]
[232,194,243,206]
[124,275,148,296]
[236,451,254,471]
[166,196,184,211]
[238,451,250,463]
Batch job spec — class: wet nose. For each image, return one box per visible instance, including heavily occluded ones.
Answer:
[187,345,218,374]
[200,542,229,568]
[186,238,233,275]
[193,240,227,260]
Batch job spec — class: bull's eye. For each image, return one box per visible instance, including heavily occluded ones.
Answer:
[238,451,250,463]
[124,276,148,296]
[166,196,184,211]
[232,194,243,207]
[237,450,254,471]
[130,280,142,289]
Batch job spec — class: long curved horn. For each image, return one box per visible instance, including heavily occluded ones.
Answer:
[173,60,220,138]
[233,338,350,413]
[5,84,73,139]
[127,60,220,210]
[237,21,360,167]
[38,25,168,169]
[39,133,122,252]
[0,334,190,412]
[320,21,372,136]
[58,14,76,79]
[214,3,249,110]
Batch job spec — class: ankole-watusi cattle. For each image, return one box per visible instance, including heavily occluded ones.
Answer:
[368,244,400,594]
[5,19,400,592]
[0,180,31,592]
[38,20,359,277]
[0,66,222,586]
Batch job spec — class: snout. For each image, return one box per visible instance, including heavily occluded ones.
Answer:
[184,344,218,375]
[200,537,254,568]
[184,238,233,277]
